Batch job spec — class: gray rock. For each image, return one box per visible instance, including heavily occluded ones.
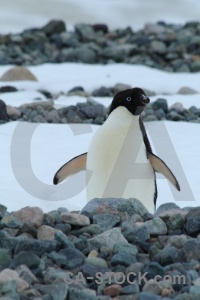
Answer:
[0,86,18,93]
[92,214,120,231]
[10,251,42,270]
[155,203,180,216]
[113,242,138,256]
[144,262,164,280]
[81,198,127,216]
[1,215,22,229]
[151,40,167,54]
[54,223,71,234]
[190,61,200,72]
[61,212,90,226]
[46,109,60,123]
[34,282,69,300]
[111,251,137,266]
[144,23,166,35]
[174,293,200,299]
[71,224,102,237]
[167,111,185,121]
[117,198,149,217]
[190,286,200,294]
[100,46,125,62]
[14,239,59,256]
[0,249,12,269]
[166,235,187,249]
[142,279,162,295]
[113,83,132,94]
[182,238,200,261]
[92,86,113,97]
[166,213,185,233]
[0,99,8,121]
[185,207,200,236]
[43,266,69,284]
[152,98,168,113]
[68,287,97,300]
[15,265,38,284]
[74,46,97,63]
[0,204,7,219]
[177,86,198,95]
[84,257,108,268]
[75,23,95,42]
[154,246,181,266]
[169,102,184,114]
[79,104,105,119]
[54,230,75,248]
[80,263,110,278]
[68,86,85,94]
[67,109,86,123]
[42,20,66,35]
[138,291,162,300]
[145,217,168,236]
[0,230,18,251]
[121,222,150,243]
[0,280,19,300]
[88,228,128,250]
[121,282,139,294]
[50,248,85,269]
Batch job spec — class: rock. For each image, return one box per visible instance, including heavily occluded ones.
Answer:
[177,86,198,94]
[144,262,164,280]
[46,109,60,123]
[111,251,137,266]
[150,40,167,54]
[78,103,105,119]
[167,111,185,121]
[68,287,97,300]
[154,246,181,266]
[12,206,44,228]
[88,228,128,250]
[15,265,38,284]
[80,263,110,279]
[0,66,38,81]
[54,223,71,234]
[142,279,162,295]
[0,269,29,293]
[71,224,102,236]
[185,207,200,236]
[113,83,132,94]
[145,217,168,236]
[84,257,108,268]
[166,213,185,233]
[152,98,168,113]
[54,230,74,248]
[113,242,138,256]
[182,238,200,261]
[92,214,120,231]
[1,215,22,229]
[75,23,95,42]
[14,239,58,256]
[50,248,85,269]
[68,86,85,94]
[138,291,162,300]
[103,284,122,297]
[121,222,150,243]
[61,212,90,226]
[0,99,8,121]
[92,86,113,97]
[92,23,109,33]
[121,283,139,294]
[117,198,149,217]
[67,109,86,123]
[169,102,184,114]
[155,203,180,216]
[37,225,58,240]
[0,86,18,93]
[73,46,97,63]
[10,251,42,270]
[0,204,7,219]
[42,20,66,35]
[0,249,12,269]
[6,105,21,119]
[166,235,187,249]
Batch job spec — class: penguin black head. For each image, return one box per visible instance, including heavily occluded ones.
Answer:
[109,87,150,116]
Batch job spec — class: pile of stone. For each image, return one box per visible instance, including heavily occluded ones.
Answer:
[1,20,200,72]
[0,83,200,125]
[0,199,200,300]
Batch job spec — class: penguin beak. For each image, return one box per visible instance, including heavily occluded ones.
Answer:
[141,95,150,106]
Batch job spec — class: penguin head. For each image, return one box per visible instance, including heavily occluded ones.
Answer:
[109,87,150,116]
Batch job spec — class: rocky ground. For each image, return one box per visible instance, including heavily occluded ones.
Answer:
[0,199,200,300]
[0,82,200,125]
[1,20,200,72]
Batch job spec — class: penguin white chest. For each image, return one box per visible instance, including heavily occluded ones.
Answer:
[86,107,155,213]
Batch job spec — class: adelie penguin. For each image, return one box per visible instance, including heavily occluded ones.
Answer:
[53,88,180,213]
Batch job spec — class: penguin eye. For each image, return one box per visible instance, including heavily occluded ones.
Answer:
[126,96,132,102]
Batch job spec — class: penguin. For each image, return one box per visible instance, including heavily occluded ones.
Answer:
[53,88,180,213]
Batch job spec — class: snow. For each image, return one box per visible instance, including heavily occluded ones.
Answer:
[0,0,200,212]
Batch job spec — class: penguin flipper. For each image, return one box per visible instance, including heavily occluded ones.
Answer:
[53,152,87,185]
[148,152,180,191]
